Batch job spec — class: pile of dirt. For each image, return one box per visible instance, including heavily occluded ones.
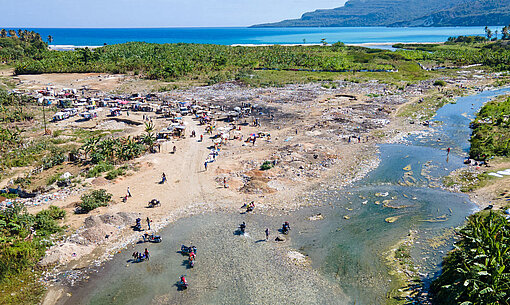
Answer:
[80,213,137,244]
[239,176,276,194]
[40,212,138,266]
[91,177,109,186]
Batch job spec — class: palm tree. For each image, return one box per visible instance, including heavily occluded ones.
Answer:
[47,35,53,44]
[7,30,17,38]
[503,26,509,40]
[485,26,493,40]
[0,29,6,38]
[143,121,156,147]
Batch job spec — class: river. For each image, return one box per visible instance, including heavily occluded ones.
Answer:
[61,87,510,305]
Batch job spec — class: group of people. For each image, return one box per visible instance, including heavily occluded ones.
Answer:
[132,248,150,262]
[238,221,291,240]
[347,135,369,143]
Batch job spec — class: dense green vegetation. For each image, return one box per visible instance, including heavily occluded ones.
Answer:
[13,42,397,80]
[0,203,66,304]
[470,97,510,159]
[432,211,510,305]
[0,29,47,62]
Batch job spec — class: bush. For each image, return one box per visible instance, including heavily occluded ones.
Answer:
[260,161,274,171]
[13,176,31,188]
[41,150,66,170]
[105,166,126,180]
[433,80,446,86]
[37,205,66,220]
[33,213,61,236]
[78,189,112,213]
[46,173,61,185]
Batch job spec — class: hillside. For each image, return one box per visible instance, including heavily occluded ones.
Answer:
[253,0,510,27]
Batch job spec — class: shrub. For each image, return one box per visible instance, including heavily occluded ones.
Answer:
[37,205,66,220]
[433,80,446,86]
[46,173,61,185]
[33,213,61,236]
[105,167,126,180]
[42,150,66,170]
[78,189,112,213]
[260,161,274,171]
[13,176,31,188]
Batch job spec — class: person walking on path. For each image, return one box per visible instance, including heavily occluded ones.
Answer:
[161,172,166,184]
[265,228,269,241]
[147,217,151,230]
[144,248,150,260]
[204,161,208,171]
[223,177,227,188]
[200,134,203,142]
[127,187,132,197]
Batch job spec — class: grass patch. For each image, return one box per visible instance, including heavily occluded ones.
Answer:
[105,165,128,180]
[398,92,452,120]
[0,270,46,305]
[86,162,114,178]
[443,170,493,192]
[469,96,510,160]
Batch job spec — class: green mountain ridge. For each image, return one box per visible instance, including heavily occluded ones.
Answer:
[253,0,510,27]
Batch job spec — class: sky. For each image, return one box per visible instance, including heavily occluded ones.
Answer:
[3,0,346,28]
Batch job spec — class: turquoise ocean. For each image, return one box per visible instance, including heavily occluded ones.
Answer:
[21,26,500,46]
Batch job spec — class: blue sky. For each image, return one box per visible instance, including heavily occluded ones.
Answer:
[3,0,346,28]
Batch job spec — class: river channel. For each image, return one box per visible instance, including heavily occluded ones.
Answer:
[61,87,510,305]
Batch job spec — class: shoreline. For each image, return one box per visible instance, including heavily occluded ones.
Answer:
[48,41,442,50]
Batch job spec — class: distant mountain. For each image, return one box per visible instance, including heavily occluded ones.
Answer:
[253,0,510,27]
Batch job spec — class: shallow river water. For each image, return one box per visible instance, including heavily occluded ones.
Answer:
[62,87,510,305]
